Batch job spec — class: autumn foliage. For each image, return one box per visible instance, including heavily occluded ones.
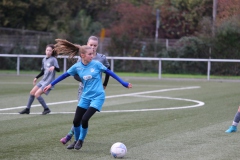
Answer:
[217,0,240,25]
[106,1,155,39]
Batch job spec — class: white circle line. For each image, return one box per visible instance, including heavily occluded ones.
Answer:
[0,86,204,114]
[0,96,205,114]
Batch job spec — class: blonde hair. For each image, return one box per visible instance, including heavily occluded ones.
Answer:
[54,39,91,62]
[88,36,98,42]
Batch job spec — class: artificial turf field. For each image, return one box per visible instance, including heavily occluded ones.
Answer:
[1,74,240,160]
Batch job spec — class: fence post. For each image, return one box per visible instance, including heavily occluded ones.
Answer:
[17,56,20,75]
[166,39,169,50]
[158,59,162,79]
[111,58,114,72]
[207,59,211,80]
[63,58,67,72]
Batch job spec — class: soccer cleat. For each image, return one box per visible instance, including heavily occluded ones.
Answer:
[74,140,83,150]
[19,108,30,114]
[66,141,76,149]
[225,125,237,133]
[60,135,72,145]
[42,108,51,115]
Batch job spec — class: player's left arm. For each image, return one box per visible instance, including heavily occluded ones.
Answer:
[48,66,60,72]
[104,69,132,88]
[54,67,60,72]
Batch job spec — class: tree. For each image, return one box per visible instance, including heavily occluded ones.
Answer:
[0,0,94,31]
[0,0,29,28]
[158,0,212,38]
[66,10,102,44]
[107,1,155,39]
[105,1,155,57]
[217,0,240,25]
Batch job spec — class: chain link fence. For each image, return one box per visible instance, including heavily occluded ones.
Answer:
[0,27,53,53]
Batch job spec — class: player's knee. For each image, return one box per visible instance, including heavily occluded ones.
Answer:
[81,118,89,128]
[34,93,40,98]
[73,119,80,127]
[30,91,35,95]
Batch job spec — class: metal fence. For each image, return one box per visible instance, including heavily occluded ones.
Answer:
[1,54,240,81]
[0,27,179,55]
[0,27,53,52]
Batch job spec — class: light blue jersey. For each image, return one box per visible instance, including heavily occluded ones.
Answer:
[67,60,107,111]
[76,53,110,101]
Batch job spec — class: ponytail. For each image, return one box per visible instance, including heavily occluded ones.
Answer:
[54,39,91,63]
[54,39,79,61]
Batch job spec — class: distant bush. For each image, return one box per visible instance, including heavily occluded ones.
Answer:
[211,15,240,75]
[161,37,209,74]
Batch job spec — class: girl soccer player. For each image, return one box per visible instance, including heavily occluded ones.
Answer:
[19,44,60,115]
[60,36,111,147]
[43,39,132,150]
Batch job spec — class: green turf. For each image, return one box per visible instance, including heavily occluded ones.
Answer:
[0,75,240,160]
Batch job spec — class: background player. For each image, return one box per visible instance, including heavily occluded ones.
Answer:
[19,44,60,115]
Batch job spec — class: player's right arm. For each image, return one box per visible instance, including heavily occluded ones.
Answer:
[33,69,44,85]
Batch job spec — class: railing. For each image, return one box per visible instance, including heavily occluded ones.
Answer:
[1,54,240,80]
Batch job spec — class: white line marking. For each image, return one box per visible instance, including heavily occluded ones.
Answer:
[0,86,204,114]
[0,112,75,115]
[0,100,78,111]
